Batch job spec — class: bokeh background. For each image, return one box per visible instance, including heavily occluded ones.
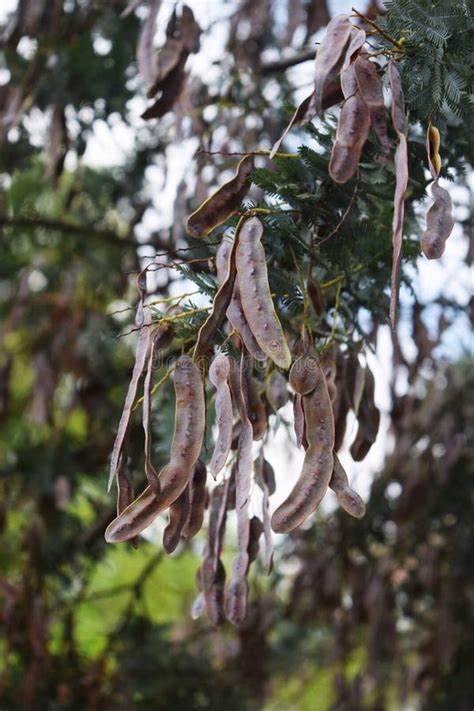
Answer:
[0,1,472,709]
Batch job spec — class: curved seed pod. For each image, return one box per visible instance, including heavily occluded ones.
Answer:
[270,77,344,158]
[354,55,390,155]
[329,62,370,184]
[236,217,292,370]
[201,556,226,626]
[388,61,409,327]
[266,371,289,411]
[329,454,365,518]
[182,459,207,539]
[272,362,335,533]
[293,393,306,449]
[105,356,205,543]
[163,487,190,553]
[215,237,266,361]
[209,353,233,478]
[186,155,254,238]
[350,366,380,461]
[247,516,264,564]
[420,180,454,260]
[303,14,353,121]
[289,354,321,395]
[426,122,441,179]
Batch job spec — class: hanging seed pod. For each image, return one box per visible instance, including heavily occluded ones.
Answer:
[388,61,409,328]
[163,487,190,553]
[266,371,289,411]
[320,345,338,403]
[341,28,367,71]
[354,55,390,155]
[236,217,292,370]
[209,353,233,479]
[426,122,441,179]
[199,483,229,625]
[420,180,454,259]
[215,237,266,361]
[329,62,370,184]
[329,454,365,518]
[332,353,351,451]
[307,276,326,317]
[272,359,335,533]
[242,364,267,441]
[186,155,254,238]
[105,356,205,543]
[303,14,353,121]
[255,452,274,572]
[182,459,207,540]
[293,393,306,449]
[350,366,380,462]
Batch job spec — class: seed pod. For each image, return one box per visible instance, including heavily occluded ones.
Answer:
[236,217,292,370]
[272,360,335,533]
[201,556,226,626]
[105,355,205,543]
[289,354,321,395]
[388,61,409,327]
[350,366,380,461]
[341,28,367,71]
[354,55,390,155]
[426,122,441,179]
[420,180,454,260]
[163,487,190,553]
[182,459,207,539]
[209,353,233,479]
[186,155,254,238]
[142,329,165,494]
[303,14,353,121]
[266,371,289,411]
[255,453,274,572]
[215,237,266,361]
[307,276,326,317]
[329,454,365,518]
[320,346,338,403]
[329,62,370,184]
[333,354,351,452]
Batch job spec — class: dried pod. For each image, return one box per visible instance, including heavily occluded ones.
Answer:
[293,393,306,449]
[303,14,353,120]
[236,217,292,370]
[350,366,380,461]
[341,28,367,71]
[426,122,441,179]
[272,360,335,533]
[209,353,233,479]
[329,455,365,518]
[388,61,409,327]
[320,346,338,403]
[420,180,454,260]
[163,487,190,553]
[266,371,289,411]
[242,365,267,440]
[289,354,321,395]
[201,556,226,626]
[329,62,370,184]
[182,459,207,539]
[307,276,326,317]
[255,453,274,572]
[354,55,390,155]
[186,155,254,238]
[105,356,205,543]
[215,237,266,361]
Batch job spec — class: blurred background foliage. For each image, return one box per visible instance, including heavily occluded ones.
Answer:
[0,0,472,709]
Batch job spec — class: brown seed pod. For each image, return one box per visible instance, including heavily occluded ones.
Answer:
[329,62,370,184]
[307,276,326,317]
[242,364,267,441]
[420,180,454,260]
[329,454,365,518]
[341,28,367,71]
[186,155,254,238]
[272,360,335,533]
[182,459,207,540]
[236,217,292,370]
[293,393,306,449]
[354,55,390,155]
[388,61,409,327]
[209,353,233,479]
[163,487,190,554]
[350,366,380,462]
[303,14,353,121]
[266,371,289,411]
[289,354,321,395]
[105,355,205,543]
[426,122,441,179]
[255,452,274,572]
[215,237,266,361]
